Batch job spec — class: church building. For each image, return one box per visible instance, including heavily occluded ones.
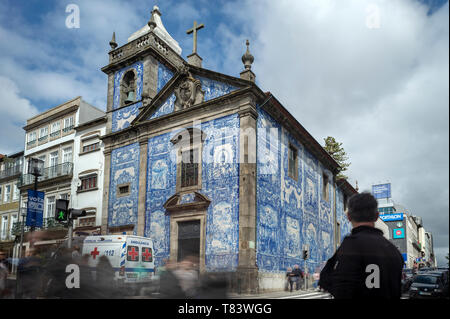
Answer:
[100,6,356,293]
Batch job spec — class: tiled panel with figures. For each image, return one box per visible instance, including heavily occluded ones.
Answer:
[257,107,340,274]
[108,143,140,232]
[144,114,240,270]
[157,62,174,93]
[112,102,142,133]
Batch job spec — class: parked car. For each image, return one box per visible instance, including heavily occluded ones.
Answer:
[409,274,446,299]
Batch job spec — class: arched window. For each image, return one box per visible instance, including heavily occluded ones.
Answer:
[121,70,136,106]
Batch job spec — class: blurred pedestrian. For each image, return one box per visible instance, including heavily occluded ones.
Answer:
[313,268,320,290]
[17,247,44,298]
[291,264,303,290]
[158,259,185,299]
[285,267,292,291]
[0,251,9,298]
[174,256,199,298]
[95,255,116,298]
[319,192,404,299]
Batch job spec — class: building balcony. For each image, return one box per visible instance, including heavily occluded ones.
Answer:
[18,162,73,188]
[11,217,66,237]
[50,130,61,138]
[63,125,74,133]
[0,165,23,181]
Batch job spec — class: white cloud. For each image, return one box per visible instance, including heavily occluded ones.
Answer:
[0,76,39,154]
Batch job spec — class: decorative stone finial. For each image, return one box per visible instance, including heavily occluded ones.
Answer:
[109,32,118,50]
[148,10,156,31]
[355,180,359,192]
[242,39,254,70]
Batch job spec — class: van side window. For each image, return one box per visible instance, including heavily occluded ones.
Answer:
[142,247,153,262]
[127,246,139,261]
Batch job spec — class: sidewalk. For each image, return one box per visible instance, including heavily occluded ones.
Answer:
[229,288,320,299]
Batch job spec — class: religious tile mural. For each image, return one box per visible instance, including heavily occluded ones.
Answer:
[145,133,176,267]
[336,189,352,243]
[112,102,141,133]
[112,61,144,110]
[256,107,341,274]
[148,94,175,120]
[195,76,239,102]
[157,62,174,93]
[108,143,140,232]
[144,114,240,271]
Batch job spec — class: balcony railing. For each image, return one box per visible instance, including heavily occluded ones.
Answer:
[0,165,23,180]
[18,162,73,187]
[11,217,66,236]
[50,131,61,138]
[63,125,74,133]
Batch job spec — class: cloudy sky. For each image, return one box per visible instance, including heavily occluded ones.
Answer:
[0,0,448,265]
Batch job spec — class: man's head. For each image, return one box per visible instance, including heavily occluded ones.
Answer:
[294,264,299,269]
[346,192,379,225]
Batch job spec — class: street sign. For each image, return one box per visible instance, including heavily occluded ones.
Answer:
[379,213,403,222]
[26,189,44,227]
[393,228,405,239]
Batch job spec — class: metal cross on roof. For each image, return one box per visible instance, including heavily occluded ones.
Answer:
[186,20,204,54]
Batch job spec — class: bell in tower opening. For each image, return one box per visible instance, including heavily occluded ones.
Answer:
[121,70,137,106]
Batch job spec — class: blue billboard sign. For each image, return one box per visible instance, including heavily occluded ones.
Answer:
[26,190,45,227]
[379,213,404,222]
[393,228,405,239]
[372,183,391,199]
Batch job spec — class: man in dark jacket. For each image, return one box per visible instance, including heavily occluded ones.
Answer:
[319,192,404,298]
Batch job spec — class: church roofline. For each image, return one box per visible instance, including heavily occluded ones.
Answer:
[336,178,358,197]
[263,92,342,175]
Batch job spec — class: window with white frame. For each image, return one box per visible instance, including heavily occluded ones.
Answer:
[1,216,8,240]
[27,132,37,144]
[39,127,48,140]
[4,185,11,202]
[12,183,19,201]
[62,147,73,163]
[50,121,61,137]
[63,116,74,132]
[46,196,55,219]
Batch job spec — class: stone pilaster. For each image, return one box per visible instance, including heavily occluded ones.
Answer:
[137,138,148,236]
[106,73,115,134]
[101,149,112,235]
[236,101,259,294]
[143,54,158,100]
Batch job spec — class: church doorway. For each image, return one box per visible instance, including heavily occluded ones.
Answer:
[177,220,200,263]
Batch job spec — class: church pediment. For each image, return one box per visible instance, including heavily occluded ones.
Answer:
[163,191,211,214]
[132,66,250,124]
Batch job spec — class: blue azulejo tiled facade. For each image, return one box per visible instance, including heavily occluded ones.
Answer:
[256,106,350,274]
[143,114,240,270]
[108,143,140,233]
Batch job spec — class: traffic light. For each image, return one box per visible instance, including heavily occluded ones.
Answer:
[69,209,87,219]
[302,249,309,260]
[55,199,69,223]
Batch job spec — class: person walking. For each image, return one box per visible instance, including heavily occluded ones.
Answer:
[0,251,9,298]
[291,264,303,291]
[319,192,404,299]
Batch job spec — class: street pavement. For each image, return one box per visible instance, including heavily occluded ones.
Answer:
[229,288,332,299]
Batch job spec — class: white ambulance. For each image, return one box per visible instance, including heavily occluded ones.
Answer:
[81,235,155,285]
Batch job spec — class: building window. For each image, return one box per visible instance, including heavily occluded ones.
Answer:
[9,214,17,238]
[46,196,55,219]
[62,147,73,163]
[322,173,329,202]
[288,144,298,181]
[117,183,130,197]
[63,116,74,132]
[39,127,48,141]
[82,142,100,153]
[1,216,8,240]
[181,148,199,188]
[78,175,97,192]
[27,132,37,146]
[50,121,61,137]
[12,183,19,201]
[4,185,11,203]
